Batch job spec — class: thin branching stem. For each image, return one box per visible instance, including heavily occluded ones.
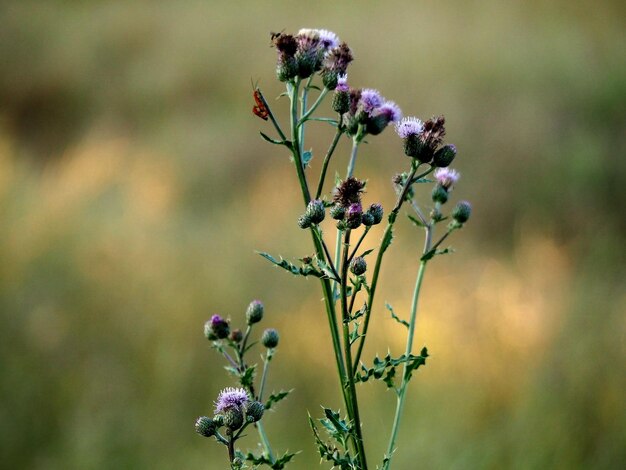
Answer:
[287,80,351,422]
[352,164,435,371]
[315,127,343,199]
[383,224,432,470]
[340,229,368,470]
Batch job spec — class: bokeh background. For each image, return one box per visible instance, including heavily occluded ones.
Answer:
[1,1,624,468]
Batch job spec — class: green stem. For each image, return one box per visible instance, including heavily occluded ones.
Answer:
[348,226,370,264]
[384,225,432,470]
[288,80,350,414]
[340,230,368,470]
[258,350,273,402]
[352,163,428,370]
[346,137,359,178]
[315,127,343,199]
[298,77,313,155]
[299,87,329,124]
[256,88,287,142]
[256,420,275,463]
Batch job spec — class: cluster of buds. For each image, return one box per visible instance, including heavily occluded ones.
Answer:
[204,300,279,349]
[195,387,265,438]
[333,78,402,139]
[395,115,456,166]
[330,177,384,230]
[272,29,353,88]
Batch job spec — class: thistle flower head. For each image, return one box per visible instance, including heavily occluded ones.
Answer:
[346,202,363,229]
[333,177,366,207]
[434,168,460,189]
[376,101,402,123]
[323,42,353,74]
[359,88,383,115]
[317,29,340,49]
[421,115,447,150]
[395,117,424,138]
[214,387,249,414]
[336,74,349,92]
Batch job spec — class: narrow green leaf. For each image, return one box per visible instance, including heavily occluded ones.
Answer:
[259,131,285,145]
[386,302,409,329]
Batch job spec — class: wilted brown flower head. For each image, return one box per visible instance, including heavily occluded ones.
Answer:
[333,177,366,207]
[420,115,446,150]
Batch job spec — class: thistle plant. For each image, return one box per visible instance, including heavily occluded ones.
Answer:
[195,304,296,469]
[196,28,472,470]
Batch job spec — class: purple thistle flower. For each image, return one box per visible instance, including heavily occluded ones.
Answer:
[395,117,424,138]
[347,202,363,217]
[376,100,402,123]
[359,89,383,115]
[434,168,460,189]
[336,74,349,92]
[317,29,340,49]
[214,387,249,414]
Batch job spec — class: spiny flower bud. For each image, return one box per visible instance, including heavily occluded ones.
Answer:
[246,300,264,325]
[298,214,312,229]
[346,203,363,229]
[452,201,472,224]
[224,407,244,431]
[366,203,384,225]
[431,185,449,204]
[330,204,346,220]
[245,401,265,423]
[306,199,326,224]
[205,314,230,340]
[195,416,216,437]
[229,329,243,343]
[261,328,280,348]
[433,144,457,167]
[349,256,367,275]
[361,212,375,226]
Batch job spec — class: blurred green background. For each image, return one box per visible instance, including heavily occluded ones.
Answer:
[1,1,624,468]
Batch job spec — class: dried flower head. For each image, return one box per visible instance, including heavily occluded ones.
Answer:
[333,177,366,207]
[434,168,460,189]
[323,43,353,75]
[214,387,250,414]
[420,115,447,150]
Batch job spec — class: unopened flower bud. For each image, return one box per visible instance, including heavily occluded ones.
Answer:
[346,203,363,229]
[361,212,375,226]
[452,201,472,224]
[276,58,298,82]
[332,90,350,114]
[431,185,449,204]
[366,203,384,225]
[245,401,265,423]
[261,328,279,349]
[229,329,243,343]
[433,144,457,167]
[330,204,345,220]
[306,199,326,224]
[195,416,216,437]
[336,220,348,230]
[298,214,312,229]
[322,70,339,90]
[246,300,264,325]
[349,256,367,275]
[206,314,230,340]
[224,407,244,431]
